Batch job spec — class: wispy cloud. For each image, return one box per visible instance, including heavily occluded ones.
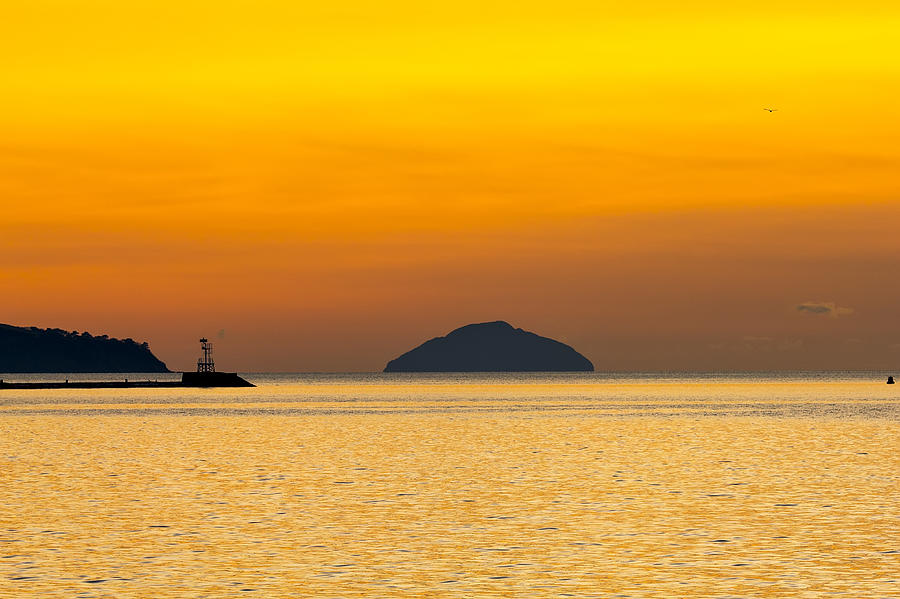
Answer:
[796,301,854,318]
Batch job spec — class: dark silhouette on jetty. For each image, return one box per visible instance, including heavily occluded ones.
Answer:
[1,379,184,390]
[889,376,895,385]
[0,323,168,373]
[384,320,594,372]
[1,338,254,389]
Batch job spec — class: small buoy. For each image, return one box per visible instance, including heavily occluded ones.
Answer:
[888,376,895,384]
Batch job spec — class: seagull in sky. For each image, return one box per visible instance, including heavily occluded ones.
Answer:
[763,108,778,112]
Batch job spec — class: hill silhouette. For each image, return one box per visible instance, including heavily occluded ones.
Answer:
[0,324,169,373]
[384,321,594,372]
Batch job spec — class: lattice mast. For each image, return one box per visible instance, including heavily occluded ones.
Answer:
[197,338,215,373]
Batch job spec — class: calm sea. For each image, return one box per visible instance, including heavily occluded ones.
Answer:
[1,372,897,597]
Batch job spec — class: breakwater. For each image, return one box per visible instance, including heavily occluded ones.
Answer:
[0,372,254,389]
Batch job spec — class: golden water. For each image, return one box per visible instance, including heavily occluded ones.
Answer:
[1,374,898,597]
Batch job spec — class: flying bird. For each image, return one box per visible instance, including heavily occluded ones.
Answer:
[764,108,778,112]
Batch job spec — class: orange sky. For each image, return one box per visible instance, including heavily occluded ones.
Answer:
[2,0,899,371]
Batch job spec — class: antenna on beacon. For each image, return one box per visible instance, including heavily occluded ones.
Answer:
[197,337,215,373]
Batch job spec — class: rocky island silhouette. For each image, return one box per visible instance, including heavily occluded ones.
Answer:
[384,321,594,372]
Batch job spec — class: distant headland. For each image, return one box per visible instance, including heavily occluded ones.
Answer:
[0,324,169,373]
[384,321,594,372]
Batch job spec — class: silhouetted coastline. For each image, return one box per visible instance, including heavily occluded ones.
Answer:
[0,323,168,373]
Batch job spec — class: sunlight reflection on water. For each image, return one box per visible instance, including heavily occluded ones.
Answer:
[1,373,897,597]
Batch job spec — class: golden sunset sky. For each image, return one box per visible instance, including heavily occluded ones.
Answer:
[2,0,899,371]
